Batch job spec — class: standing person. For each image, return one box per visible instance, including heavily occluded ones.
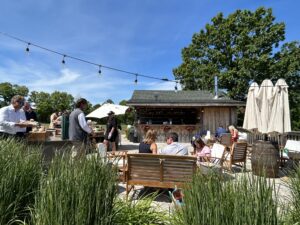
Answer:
[228,125,239,143]
[103,111,118,154]
[160,132,188,155]
[23,102,38,132]
[215,124,227,139]
[191,135,211,162]
[49,111,58,129]
[69,98,94,157]
[139,129,158,154]
[0,95,28,138]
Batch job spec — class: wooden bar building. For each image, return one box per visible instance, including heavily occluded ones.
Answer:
[127,90,245,143]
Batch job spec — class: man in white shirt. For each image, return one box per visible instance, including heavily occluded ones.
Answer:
[160,132,188,155]
[69,98,94,157]
[0,95,27,138]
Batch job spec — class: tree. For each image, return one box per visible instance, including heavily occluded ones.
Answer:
[173,7,300,129]
[29,91,74,122]
[0,82,29,106]
[103,99,114,104]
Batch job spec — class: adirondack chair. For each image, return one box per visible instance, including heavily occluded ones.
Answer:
[220,133,232,150]
[223,142,248,171]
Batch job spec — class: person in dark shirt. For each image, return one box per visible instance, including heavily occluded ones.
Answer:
[23,102,38,132]
[139,129,157,154]
[103,111,118,154]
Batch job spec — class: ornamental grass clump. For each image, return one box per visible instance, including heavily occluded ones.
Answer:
[283,165,300,224]
[173,172,280,225]
[113,193,170,225]
[32,153,117,225]
[0,138,42,225]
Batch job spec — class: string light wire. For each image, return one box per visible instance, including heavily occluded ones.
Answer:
[0,31,179,85]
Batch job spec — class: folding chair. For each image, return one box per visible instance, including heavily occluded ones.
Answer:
[223,142,248,171]
[198,143,226,174]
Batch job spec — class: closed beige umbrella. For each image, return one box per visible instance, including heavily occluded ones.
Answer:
[243,82,261,131]
[267,79,291,133]
[256,79,274,134]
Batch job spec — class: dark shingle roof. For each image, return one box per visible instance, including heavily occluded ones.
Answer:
[127,90,245,107]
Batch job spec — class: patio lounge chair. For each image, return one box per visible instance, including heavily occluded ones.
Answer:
[223,142,248,171]
[198,143,226,174]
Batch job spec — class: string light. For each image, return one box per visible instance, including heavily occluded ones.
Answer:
[61,55,66,64]
[134,74,138,84]
[0,31,178,86]
[25,43,30,52]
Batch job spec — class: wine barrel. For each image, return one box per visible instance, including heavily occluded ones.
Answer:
[251,140,279,178]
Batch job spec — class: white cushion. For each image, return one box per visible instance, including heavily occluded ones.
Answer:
[210,143,225,159]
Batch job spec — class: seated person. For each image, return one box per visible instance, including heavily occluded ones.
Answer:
[228,125,239,143]
[160,132,188,155]
[139,129,157,154]
[215,125,227,138]
[191,135,211,162]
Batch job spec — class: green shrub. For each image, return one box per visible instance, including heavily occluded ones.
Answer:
[173,172,280,225]
[284,165,300,224]
[113,194,170,225]
[0,138,42,224]
[32,154,117,225]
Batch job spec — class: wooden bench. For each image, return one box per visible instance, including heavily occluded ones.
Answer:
[125,153,197,197]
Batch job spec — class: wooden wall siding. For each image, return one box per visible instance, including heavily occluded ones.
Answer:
[203,107,236,133]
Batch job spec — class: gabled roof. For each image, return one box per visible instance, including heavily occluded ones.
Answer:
[127,90,245,107]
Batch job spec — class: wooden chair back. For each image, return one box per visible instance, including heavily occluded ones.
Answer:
[224,142,248,171]
[220,133,232,149]
[126,153,197,197]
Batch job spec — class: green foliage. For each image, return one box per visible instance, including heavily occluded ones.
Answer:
[284,165,300,224]
[0,138,42,225]
[0,82,29,107]
[29,90,74,123]
[118,100,135,125]
[32,154,117,225]
[173,173,281,225]
[173,7,300,129]
[113,195,169,225]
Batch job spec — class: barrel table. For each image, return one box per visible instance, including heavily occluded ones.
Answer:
[251,140,279,178]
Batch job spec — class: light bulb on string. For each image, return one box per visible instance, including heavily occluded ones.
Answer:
[25,43,30,52]
[61,55,66,64]
[134,74,138,84]
[98,65,102,75]
[175,82,178,92]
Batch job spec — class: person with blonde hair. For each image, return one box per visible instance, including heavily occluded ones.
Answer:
[138,129,158,154]
[228,125,239,143]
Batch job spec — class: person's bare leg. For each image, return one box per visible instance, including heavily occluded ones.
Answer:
[111,141,116,155]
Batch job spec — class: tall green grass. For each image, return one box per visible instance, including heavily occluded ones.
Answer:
[0,138,42,225]
[284,165,300,224]
[113,194,170,225]
[173,172,281,225]
[32,154,117,225]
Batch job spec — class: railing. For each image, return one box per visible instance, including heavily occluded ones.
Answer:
[245,131,300,147]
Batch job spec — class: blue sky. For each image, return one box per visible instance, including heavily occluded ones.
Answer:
[0,0,299,105]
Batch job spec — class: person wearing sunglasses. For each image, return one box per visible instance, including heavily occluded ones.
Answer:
[0,95,28,138]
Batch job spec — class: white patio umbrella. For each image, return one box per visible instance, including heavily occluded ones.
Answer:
[267,79,291,133]
[243,82,261,131]
[256,79,274,134]
[86,103,129,119]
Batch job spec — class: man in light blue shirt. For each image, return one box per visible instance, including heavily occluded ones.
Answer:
[160,132,188,155]
[0,95,27,138]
